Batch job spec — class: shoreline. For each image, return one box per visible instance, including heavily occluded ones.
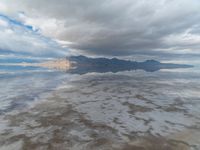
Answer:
[0,59,71,71]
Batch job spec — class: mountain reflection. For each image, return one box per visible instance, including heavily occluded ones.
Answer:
[66,55,193,74]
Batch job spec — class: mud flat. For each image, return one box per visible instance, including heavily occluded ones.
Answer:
[0,60,200,150]
[0,94,196,150]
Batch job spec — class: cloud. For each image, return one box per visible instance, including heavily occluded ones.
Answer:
[0,2,7,12]
[0,0,200,56]
[0,19,8,27]
[0,14,68,58]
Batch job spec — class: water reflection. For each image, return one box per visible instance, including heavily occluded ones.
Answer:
[0,58,199,150]
[67,55,193,74]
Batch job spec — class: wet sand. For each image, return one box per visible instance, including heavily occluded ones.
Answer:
[0,95,196,150]
[0,72,200,150]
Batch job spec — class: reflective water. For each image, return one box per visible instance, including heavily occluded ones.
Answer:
[0,60,200,150]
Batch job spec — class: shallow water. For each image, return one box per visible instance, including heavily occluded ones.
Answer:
[0,62,200,150]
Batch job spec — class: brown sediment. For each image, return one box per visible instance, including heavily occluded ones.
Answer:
[120,135,190,150]
[1,99,195,150]
[122,101,153,114]
[168,129,200,149]
[1,81,199,150]
[135,94,149,101]
[1,95,120,150]
[162,105,187,113]
[78,115,117,134]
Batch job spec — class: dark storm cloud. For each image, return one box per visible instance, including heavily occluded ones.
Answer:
[1,0,200,56]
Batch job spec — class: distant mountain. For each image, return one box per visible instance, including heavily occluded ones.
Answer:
[66,55,193,74]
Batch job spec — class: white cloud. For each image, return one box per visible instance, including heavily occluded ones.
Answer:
[0,15,68,57]
[164,33,200,46]
[18,13,67,40]
[0,18,8,27]
[162,29,200,54]
[0,0,200,56]
[0,2,7,12]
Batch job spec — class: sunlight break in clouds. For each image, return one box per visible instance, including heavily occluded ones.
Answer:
[1,0,200,57]
[0,13,68,58]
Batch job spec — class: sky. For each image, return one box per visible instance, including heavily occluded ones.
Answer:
[0,0,200,59]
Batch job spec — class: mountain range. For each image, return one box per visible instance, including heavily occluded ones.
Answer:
[66,55,193,74]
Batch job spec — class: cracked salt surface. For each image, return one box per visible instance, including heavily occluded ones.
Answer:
[0,69,200,149]
[60,74,199,132]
